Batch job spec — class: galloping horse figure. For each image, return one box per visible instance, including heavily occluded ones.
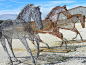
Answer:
[37,5,69,48]
[0,4,43,65]
[37,5,85,48]
[53,14,85,47]
[45,5,85,41]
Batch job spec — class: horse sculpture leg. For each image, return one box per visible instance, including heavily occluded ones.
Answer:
[29,36,40,58]
[72,34,78,40]
[52,30,67,49]
[32,32,49,49]
[35,39,40,58]
[73,33,83,41]
[20,37,36,65]
[1,36,13,65]
[32,41,40,57]
[79,33,83,41]
[72,28,83,41]
[35,34,50,48]
[41,41,50,48]
[6,37,20,62]
[37,29,67,48]
[60,41,67,49]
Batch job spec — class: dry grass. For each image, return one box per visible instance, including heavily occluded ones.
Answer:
[67,40,86,44]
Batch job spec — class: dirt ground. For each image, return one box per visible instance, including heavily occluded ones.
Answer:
[0,22,86,65]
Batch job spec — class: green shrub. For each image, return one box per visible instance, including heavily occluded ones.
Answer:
[0,20,3,24]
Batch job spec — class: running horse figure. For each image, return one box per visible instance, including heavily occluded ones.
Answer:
[37,5,69,48]
[52,14,85,47]
[37,5,85,48]
[0,4,43,65]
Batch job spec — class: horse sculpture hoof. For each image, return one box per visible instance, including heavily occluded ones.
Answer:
[17,60,21,63]
[7,62,13,65]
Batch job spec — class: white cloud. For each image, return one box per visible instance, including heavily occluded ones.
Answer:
[0,9,20,15]
[40,7,52,19]
[38,0,75,19]
[37,0,75,7]
[0,0,5,1]
[9,0,27,3]
[1,0,85,20]
[39,0,86,20]
[0,3,2,5]
[67,3,86,9]
[0,14,17,20]
[6,5,12,8]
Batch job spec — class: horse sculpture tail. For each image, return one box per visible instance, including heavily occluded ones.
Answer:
[0,21,3,39]
[0,26,2,39]
[82,15,85,28]
[0,20,13,39]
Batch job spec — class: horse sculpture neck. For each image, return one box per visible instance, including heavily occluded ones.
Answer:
[15,4,34,22]
[72,14,85,28]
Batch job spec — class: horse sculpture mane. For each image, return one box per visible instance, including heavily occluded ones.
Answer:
[45,6,60,19]
[45,5,68,20]
[16,4,34,20]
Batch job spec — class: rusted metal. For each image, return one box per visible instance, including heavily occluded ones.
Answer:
[36,5,85,48]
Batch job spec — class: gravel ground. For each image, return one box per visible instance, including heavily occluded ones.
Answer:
[0,22,86,65]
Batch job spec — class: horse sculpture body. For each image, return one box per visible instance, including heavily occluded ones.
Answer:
[37,5,85,48]
[45,5,85,40]
[52,14,85,47]
[37,5,69,48]
[0,4,43,65]
[56,14,85,39]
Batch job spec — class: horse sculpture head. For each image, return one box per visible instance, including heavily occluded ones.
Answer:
[62,5,71,18]
[30,6,43,30]
[16,4,43,30]
[80,15,85,28]
[71,14,85,28]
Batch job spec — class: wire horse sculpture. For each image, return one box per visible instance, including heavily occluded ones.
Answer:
[36,5,85,48]
[0,4,43,65]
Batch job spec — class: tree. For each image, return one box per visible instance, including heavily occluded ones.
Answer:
[0,20,3,24]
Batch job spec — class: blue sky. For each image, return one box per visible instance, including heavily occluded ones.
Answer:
[0,0,86,19]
